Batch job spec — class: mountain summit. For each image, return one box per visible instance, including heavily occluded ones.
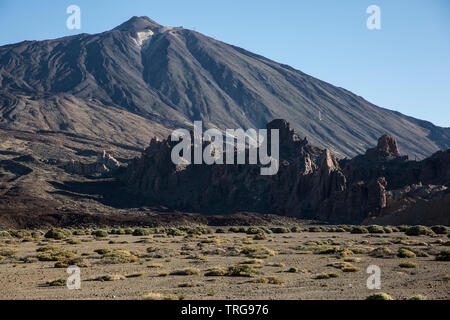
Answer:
[0,16,449,158]
[114,16,162,31]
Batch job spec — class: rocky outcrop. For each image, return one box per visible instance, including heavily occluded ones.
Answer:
[123,119,450,224]
[63,151,121,176]
[376,134,401,157]
[364,183,450,225]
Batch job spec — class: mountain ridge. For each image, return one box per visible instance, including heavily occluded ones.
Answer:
[0,16,449,159]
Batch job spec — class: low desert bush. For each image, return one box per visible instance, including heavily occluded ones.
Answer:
[133,228,151,236]
[435,249,450,261]
[369,246,394,258]
[227,265,260,277]
[0,248,17,258]
[351,226,369,234]
[241,246,277,259]
[92,230,108,238]
[366,292,393,300]
[36,247,76,262]
[44,228,72,240]
[170,268,200,276]
[270,227,290,234]
[204,267,227,277]
[251,276,285,285]
[328,262,360,272]
[409,295,426,300]
[315,272,340,279]
[101,249,139,264]
[431,225,449,235]
[405,226,434,236]
[0,231,11,238]
[46,278,66,287]
[399,261,418,268]
[95,274,125,281]
[397,248,416,258]
[367,225,385,234]
[94,248,111,255]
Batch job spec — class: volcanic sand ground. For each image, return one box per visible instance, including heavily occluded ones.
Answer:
[0,228,449,300]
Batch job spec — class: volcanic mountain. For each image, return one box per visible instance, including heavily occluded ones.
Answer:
[0,16,449,158]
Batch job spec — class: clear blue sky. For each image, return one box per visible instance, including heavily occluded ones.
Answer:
[1,0,449,127]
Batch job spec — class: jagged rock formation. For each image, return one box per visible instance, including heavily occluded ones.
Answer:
[63,151,121,176]
[124,119,450,224]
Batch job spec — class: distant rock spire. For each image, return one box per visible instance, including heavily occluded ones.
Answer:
[377,134,401,157]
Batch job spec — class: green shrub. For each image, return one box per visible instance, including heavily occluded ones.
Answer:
[397,248,416,258]
[65,238,81,245]
[101,249,139,264]
[252,276,285,285]
[409,295,426,300]
[166,228,187,237]
[270,227,290,234]
[367,225,385,234]
[95,274,125,281]
[315,272,340,279]
[308,226,322,232]
[337,225,353,232]
[8,230,32,239]
[110,229,125,235]
[247,227,264,235]
[92,230,108,238]
[383,227,393,233]
[184,226,213,235]
[316,246,340,254]
[94,248,111,255]
[0,248,17,258]
[366,293,393,300]
[241,246,277,258]
[45,228,72,240]
[341,263,360,272]
[399,261,418,268]
[46,278,66,287]
[349,247,367,254]
[405,226,435,236]
[170,268,200,276]
[133,228,150,236]
[435,249,450,261]
[351,226,369,234]
[204,267,227,277]
[431,225,449,235]
[0,231,11,238]
[369,247,394,258]
[227,265,260,277]
[54,258,88,268]
[37,249,76,262]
